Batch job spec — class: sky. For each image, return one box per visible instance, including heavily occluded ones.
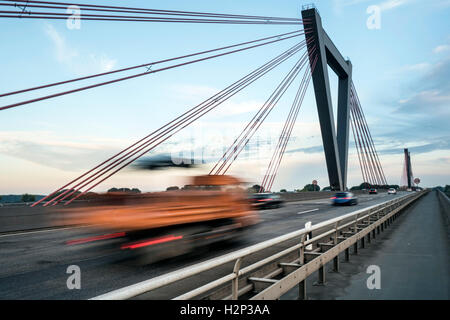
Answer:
[0,0,449,194]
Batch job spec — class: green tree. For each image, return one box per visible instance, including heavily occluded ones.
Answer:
[280,189,287,193]
[359,182,371,190]
[21,194,35,202]
[248,185,264,193]
[302,184,321,192]
[108,187,141,193]
[444,185,450,196]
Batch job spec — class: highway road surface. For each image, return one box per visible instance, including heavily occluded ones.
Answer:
[0,192,409,299]
[288,190,449,300]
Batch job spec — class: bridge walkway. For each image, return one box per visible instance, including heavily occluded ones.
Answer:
[300,191,449,300]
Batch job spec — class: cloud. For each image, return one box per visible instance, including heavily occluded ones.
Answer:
[44,24,117,75]
[400,62,431,72]
[44,23,78,65]
[379,139,450,155]
[286,145,324,154]
[379,0,411,11]
[171,84,218,100]
[209,100,263,118]
[0,131,126,171]
[394,55,450,117]
[397,90,450,114]
[333,0,414,11]
[434,44,450,54]
[169,84,265,117]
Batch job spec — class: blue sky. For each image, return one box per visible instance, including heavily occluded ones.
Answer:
[0,0,449,193]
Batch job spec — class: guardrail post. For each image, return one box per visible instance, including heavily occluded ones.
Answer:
[333,222,339,245]
[317,265,326,285]
[353,213,359,233]
[298,280,306,300]
[299,234,306,265]
[333,222,339,272]
[298,234,307,300]
[232,258,242,300]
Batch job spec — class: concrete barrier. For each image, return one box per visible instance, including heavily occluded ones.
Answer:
[436,190,450,231]
[278,190,368,202]
[0,203,85,233]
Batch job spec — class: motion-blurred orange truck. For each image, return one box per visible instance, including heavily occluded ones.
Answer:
[64,175,259,263]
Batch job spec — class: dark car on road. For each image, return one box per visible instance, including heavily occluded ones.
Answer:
[331,192,358,206]
[369,188,378,194]
[250,193,284,210]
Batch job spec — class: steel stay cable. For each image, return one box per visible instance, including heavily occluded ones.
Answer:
[220,47,315,176]
[3,0,307,22]
[353,101,385,185]
[350,99,377,186]
[351,85,386,185]
[350,107,369,186]
[0,30,308,99]
[33,41,305,206]
[1,32,305,111]
[262,47,318,191]
[221,47,315,176]
[50,43,307,205]
[263,71,309,192]
[212,49,309,175]
[350,91,382,185]
[266,55,318,192]
[351,101,376,186]
[0,9,308,24]
[0,14,305,25]
[260,52,312,191]
[50,43,305,205]
[216,44,315,175]
[208,37,313,175]
[265,54,318,192]
[49,43,305,205]
[350,101,372,186]
[350,102,370,187]
[351,93,383,185]
[351,83,387,185]
[0,4,307,22]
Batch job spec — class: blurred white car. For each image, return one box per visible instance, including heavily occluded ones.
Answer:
[388,188,397,195]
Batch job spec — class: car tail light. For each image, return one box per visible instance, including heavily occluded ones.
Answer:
[330,197,337,200]
[121,235,183,250]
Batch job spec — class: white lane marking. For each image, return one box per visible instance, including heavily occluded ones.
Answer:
[0,225,95,238]
[297,208,319,215]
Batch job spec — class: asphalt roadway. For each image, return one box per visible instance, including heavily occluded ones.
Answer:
[0,191,421,299]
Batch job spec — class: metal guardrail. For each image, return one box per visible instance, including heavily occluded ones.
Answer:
[91,191,427,300]
[436,189,449,226]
